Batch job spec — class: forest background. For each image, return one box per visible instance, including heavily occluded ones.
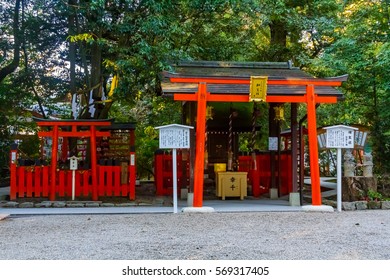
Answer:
[0,0,389,188]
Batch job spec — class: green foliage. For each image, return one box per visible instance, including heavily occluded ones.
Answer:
[366,189,384,202]
[308,0,390,173]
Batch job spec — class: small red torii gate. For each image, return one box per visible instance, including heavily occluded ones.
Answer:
[36,119,112,201]
[10,119,137,201]
[168,75,347,208]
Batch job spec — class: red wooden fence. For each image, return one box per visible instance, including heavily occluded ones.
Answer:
[238,151,292,197]
[10,150,136,201]
[154,150,190,196]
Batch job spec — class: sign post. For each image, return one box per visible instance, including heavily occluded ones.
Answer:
[324,125,358,212]
[155,124,193,213]
[68,156,79,201]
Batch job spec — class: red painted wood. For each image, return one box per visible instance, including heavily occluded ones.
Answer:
[66,170,72,197]
[59,170,65,197]
[26,168,33,197]
[34,167,41,198]
[193,83,207,207]
[18,167,25,198]
[10,151,17,200]
[107,167,113,196]
[90,125,98,201]
[83,171,90,197]
[114,166,120,196]
[42,166,49,197]
[154,153,164,196]
[306,85,322,205]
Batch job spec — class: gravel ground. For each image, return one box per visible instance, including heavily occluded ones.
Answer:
[0,210,389,260]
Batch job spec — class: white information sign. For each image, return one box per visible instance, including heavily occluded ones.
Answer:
[268,137,279,151]
[324,125,358,212]
[155,124,193,213]
[68,156,80,201]
[155,124,193,149]
[69,156,79,170]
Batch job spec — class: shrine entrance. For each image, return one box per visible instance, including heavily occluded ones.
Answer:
[10,119,136,201]
[160,61,347,208]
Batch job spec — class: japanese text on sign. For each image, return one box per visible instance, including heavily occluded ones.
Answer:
[326,129,354,148]
[159,128,190,149]
[250,76,268,102]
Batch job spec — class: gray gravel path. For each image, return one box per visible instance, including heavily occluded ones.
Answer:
[0,211,389,260]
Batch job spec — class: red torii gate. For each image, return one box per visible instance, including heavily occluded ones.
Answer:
[34,119,111,201]
[167,75,347,208]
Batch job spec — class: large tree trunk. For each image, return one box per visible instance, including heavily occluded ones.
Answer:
[0,0,21,82]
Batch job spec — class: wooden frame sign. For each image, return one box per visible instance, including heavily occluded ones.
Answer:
[250,76,268,102]
[155,124,193,149]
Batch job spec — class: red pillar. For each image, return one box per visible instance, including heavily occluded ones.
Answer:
[50,125,59,201]
[90,125,98,201]
[193,83,207,207]
[10,144,18,200]
[306,85,322,205]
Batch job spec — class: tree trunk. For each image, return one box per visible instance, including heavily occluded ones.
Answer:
[0,0,21,82]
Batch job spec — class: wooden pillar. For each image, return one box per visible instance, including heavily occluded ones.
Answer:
[306,85,321,205]
[291,103,298,192]
[90,125,98,201]
[10,143,18,200]
[193,83,207,207]
[269,104,279,190]
[50,125,59,201]
[129,129,136,200]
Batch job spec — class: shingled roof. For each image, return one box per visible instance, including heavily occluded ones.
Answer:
[161,60,346,98]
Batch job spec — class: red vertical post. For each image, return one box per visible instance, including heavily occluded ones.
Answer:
[193,83,207,207]
[42,166,49,197]
[26,168,33,197]
[129,129,136,200]
[90,125,98,201]
[50,125,59,201]
[306,84,322,206]
[10,145,18,200]
[34,166,41,198]
[155,152,164,195]
[58,170,65,197]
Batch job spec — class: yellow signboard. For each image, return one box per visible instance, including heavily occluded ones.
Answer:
[250,76,268,102]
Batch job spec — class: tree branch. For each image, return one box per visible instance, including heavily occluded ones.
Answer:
[0,0,21,83]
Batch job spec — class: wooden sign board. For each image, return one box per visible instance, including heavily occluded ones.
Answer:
[155,124,194,149]
[324,125,358,149]
[250,76,268,102]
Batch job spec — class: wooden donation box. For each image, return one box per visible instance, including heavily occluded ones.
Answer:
[216,172,247,200]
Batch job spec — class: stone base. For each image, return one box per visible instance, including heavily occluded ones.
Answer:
[342,176,377,201]
[270,188,278,199]
[289,192,300,206]
[181,189,188,200]
[187,193,193,207]
[181,207,215,213]
[302,205,334,212]
[0,213,10,220]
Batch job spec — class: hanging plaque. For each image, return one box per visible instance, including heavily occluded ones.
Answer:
[250,76,268,102]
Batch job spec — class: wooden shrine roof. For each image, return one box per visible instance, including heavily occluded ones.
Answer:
[161,61,347,98]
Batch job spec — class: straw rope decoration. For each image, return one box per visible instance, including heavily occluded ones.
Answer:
[251,102,257,151]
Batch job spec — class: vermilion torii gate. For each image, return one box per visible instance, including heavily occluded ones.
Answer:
[166,74,348,208]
